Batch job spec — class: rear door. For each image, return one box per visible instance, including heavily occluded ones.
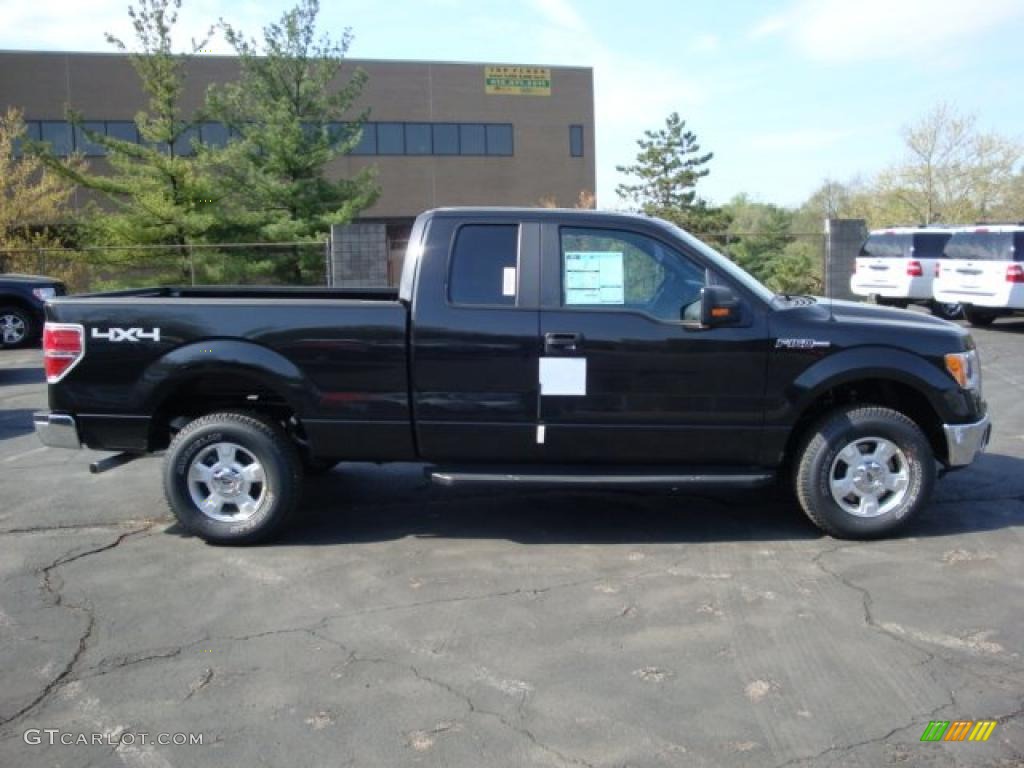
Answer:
[410,216,543,462]
[857,233,911,292]
[536,222,769,465]
[942,231,1015,300]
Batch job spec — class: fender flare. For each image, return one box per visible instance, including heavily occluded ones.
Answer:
[787,345,960,424]
[137,339,319,418]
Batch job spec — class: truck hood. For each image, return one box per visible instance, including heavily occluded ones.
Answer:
[823,298,958,331]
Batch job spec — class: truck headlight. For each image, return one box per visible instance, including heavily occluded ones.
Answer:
[944,349,981,391]
[32,287,56,301]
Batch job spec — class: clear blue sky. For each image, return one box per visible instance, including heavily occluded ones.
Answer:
[3,0,1023,208]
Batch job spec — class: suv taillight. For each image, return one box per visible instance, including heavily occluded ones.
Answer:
[934,263,941,278]
[43,323,85,383]
[907,260,923,277]
[1007,264,1024,283]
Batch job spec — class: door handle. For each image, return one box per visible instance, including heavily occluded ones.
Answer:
[544,332,583,354]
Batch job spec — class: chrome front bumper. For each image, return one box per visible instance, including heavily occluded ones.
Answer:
[33,412,82,450]
[943,415,991,467]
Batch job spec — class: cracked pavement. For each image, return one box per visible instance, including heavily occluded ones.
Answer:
[1,321,1023,767]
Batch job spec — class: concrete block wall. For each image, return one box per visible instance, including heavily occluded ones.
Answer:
[330,223,388,287]
[824,218,868,300]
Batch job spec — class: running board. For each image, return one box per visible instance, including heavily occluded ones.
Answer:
[429,467,774,489]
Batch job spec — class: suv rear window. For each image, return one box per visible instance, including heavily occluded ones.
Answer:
[448,224,519,306]
[944,232,1023,262]
[912,232,952,258]
[859,234,911,259]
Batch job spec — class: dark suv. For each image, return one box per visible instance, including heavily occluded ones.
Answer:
[0,274,67,348]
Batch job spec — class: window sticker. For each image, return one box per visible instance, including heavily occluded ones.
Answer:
[539,357,587,396]
[502,266,517,296]
[564,251,625,305]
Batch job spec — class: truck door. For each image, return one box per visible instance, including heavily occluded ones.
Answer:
[410,217,542,462]
[537,222,768,465]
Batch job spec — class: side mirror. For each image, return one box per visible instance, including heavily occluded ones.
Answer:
[687,285,741,328]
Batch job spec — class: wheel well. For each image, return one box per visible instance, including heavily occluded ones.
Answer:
[149,373,307,452]
[784,378,947,468]
[0,296,36,317]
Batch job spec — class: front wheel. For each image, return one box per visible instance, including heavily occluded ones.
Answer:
[163,411,303,544]
[795,406,935,539]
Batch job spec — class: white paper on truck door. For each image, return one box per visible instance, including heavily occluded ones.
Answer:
[539,357,587,396]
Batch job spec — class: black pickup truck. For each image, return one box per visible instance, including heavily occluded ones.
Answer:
[34,208,990,543]
[1,274,66,348]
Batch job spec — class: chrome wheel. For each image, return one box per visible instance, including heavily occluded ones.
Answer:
[1,313,27,345]
[187,442,266,522]
[828,437,910,518]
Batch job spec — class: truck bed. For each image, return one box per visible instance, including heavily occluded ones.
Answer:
[70,285,400,302]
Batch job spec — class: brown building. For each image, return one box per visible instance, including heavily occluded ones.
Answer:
[0,51,595,284]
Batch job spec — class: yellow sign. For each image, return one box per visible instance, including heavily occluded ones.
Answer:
[485,66,551,96]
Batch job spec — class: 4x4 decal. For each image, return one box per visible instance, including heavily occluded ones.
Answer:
[91,327,161,343]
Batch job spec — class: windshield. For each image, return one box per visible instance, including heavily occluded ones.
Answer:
[944,232,1021,261]
[913,232,953,258]
[659,220,777,304]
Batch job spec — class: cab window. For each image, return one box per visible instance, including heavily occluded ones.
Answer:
[448,224,519,306]
[560,227,705,322]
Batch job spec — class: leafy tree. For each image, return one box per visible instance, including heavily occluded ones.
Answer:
[32,0,216,274]
[206,0,379,279]
[866,103,1020,226]
[616,112,728,234]
[1,108,82,253]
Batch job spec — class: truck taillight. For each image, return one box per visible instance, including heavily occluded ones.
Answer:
[43,323,85,383]
[907,260,923,277]
[1007,264,1024,283]
[934,263,941,277]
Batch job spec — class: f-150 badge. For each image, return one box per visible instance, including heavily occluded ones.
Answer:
[775,338,830,350]
[91,327,161,343]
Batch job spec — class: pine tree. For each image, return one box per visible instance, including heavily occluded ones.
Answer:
[616,112,727,234]
[206,0,379,280]
[32,0,216,279]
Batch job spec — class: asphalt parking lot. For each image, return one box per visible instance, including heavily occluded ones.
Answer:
[0,320,1022,767]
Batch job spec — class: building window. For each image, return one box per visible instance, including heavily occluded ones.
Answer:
[432,123,459,155]
[172,126,199,157]
[350,122,377,155]
[13,120,41,157]
[449,224,519,306]
[40,121,73,155]
[73,122,107,156]
[376,122,404,154]
[459,124,486,155]
[200,122,229,148]
[405,123,432,155]
[570,124,584,157]
[486,124,513,156]
[106,121,138,144]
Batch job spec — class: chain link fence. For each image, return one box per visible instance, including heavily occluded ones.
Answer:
[0,241,330,293]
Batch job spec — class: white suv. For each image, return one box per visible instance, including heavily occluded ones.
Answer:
[850,227,962,319]
[933,225,1024,326]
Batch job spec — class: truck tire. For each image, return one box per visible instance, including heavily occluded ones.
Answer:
[963,306,997,327]
[794,406,934,539]
[163,411,303,544]
[0,305,33,348]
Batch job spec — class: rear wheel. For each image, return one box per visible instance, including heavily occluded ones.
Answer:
[963,306,997,327]
[930,301,962,320]
[163,411,303,544]
[0,306,32,348]
[795,406,935,539]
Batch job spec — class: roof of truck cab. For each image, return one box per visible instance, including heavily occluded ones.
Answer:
[427,207,648,219]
